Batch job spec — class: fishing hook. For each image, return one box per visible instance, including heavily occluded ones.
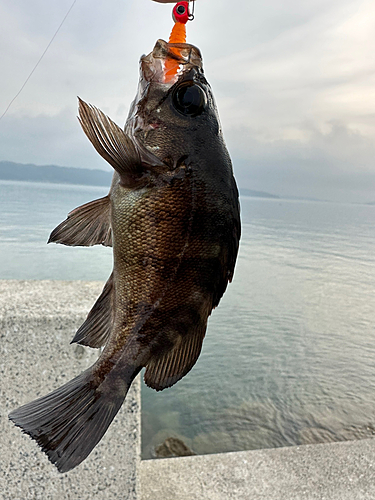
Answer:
[188,0,195,21]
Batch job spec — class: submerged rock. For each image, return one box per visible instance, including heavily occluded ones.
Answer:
[154,437,196,458]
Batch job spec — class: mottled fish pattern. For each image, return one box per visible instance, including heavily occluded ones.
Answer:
[9,40,241,472]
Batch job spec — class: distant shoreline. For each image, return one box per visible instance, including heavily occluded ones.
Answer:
[239,188,279,199]
[0,160,281,199]
[0,177,110,189]
[0,161,112,188]
[2,162,375,205]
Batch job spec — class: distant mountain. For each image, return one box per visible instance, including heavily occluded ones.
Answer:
[0,161,281,200]
[239,188,279,199]
[0,161,112,187]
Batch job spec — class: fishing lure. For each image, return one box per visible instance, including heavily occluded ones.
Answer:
[164,1,194,82]
[172,1,191,23]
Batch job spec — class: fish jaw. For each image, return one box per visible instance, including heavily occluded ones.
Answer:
[141,39,203,85]
[126,39,224,168]
[127,39,203,124]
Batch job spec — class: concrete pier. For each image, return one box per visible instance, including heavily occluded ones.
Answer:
[141,438,375,500]
[1,280,374,500]
[1,280,140,500]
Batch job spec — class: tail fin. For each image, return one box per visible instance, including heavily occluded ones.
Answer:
[8,366,138,473]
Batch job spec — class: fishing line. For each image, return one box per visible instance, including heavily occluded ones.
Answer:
[0,0,78,122]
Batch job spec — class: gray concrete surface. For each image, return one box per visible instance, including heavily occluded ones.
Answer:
[141,438,375,500]
[1,280,141,500]
[2,280,375,500]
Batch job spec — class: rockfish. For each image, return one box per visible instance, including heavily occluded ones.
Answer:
[9,39,241,472]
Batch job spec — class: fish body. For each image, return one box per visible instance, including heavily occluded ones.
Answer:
[9,40,241,472]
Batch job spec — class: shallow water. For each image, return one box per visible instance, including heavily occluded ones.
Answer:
[0,180,112,280]
[1,180,374,458]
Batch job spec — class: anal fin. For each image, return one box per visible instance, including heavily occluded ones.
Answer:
[48,195,112,247]
[71,273,114,348]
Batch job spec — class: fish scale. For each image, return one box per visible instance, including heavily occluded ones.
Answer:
[109,178,195,352]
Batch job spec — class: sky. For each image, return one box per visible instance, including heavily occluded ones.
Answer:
[1,0,375,202]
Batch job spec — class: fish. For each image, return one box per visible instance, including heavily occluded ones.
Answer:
[9,39,241,473]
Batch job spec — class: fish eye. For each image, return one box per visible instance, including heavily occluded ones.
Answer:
[172,82,206,117]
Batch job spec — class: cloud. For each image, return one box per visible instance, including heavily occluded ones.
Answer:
[228,121,375,202]
[1,0,375,201]
[0,108,110,169]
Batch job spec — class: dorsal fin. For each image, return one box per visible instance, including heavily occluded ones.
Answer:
[144,327,205,391]
[71,273,114,348]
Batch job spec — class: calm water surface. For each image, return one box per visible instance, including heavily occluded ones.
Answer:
[1,180,374,458]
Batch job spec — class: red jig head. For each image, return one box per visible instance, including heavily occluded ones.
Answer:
[173,2,190,24]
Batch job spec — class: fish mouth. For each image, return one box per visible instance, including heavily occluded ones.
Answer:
[125,39,204,144]
[140,39,203,85]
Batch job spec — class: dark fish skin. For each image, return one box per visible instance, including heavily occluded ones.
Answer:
[9,39,241,473]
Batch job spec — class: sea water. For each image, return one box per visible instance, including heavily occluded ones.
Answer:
[1,179,374,458]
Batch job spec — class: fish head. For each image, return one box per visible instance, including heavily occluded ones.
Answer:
[126,39,225,168]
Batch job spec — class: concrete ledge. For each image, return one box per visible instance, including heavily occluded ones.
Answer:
[1,280,140,500]
[141,438,375,500]
[2,281,375,500]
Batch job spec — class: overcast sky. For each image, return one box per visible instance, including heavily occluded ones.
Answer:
[1,0,375,202]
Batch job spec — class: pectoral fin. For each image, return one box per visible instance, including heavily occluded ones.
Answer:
[78,98,167,185]
[48,195,112,247]
[78,98,142,184]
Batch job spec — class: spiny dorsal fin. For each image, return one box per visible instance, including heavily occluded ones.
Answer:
[144,328,205,391]
[78,98,142,182]
[71,273,114,348]
[48,196,112,247]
